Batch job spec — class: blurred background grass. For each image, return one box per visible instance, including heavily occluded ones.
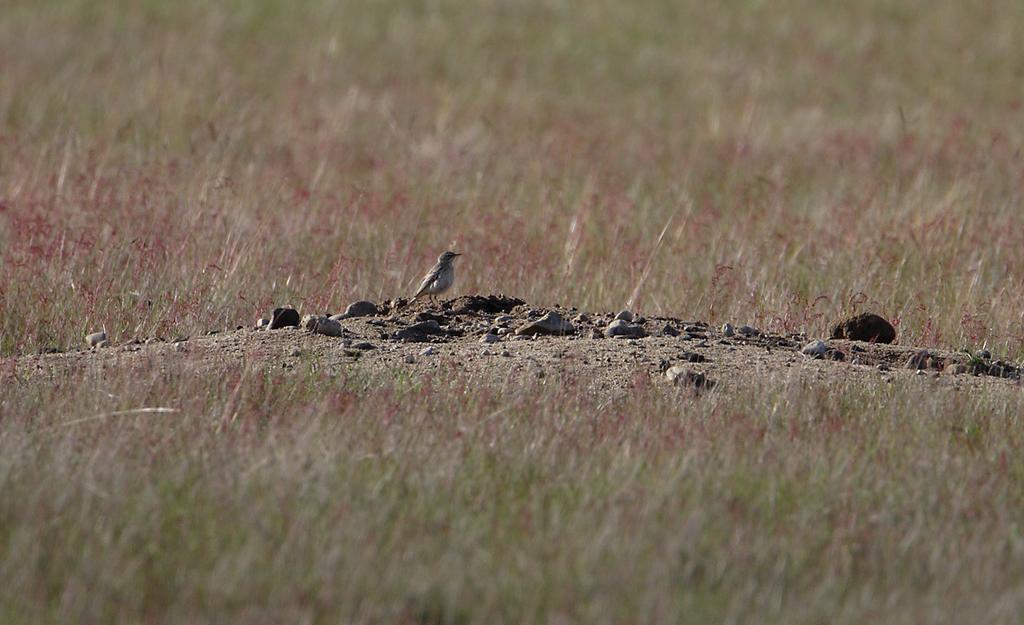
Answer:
[2,0,1024,355]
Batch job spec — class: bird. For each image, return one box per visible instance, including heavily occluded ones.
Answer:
[411,251,462,304]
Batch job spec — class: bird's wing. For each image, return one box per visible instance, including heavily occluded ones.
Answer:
[413,264,441,298]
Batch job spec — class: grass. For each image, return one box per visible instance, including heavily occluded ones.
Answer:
[4,362,1024,624]
[3,0,1024,623]
[2,0,1024,356]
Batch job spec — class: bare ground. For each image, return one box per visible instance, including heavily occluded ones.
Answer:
[8,295,1023,397]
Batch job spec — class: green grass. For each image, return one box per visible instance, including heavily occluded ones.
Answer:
[3,1,1024,622]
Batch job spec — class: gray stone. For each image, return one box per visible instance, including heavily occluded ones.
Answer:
[404,354,416,364]
[479,333,501,344]
[801,340,828,357]
[605,319,647,338]
[615,310,634,322]
[515,311,575,336]
[351,342,376,350]
[85,331,107,348]
[737,325,760,337]
[341,300,378,318]
[573,313,590,324]
[419,346,436,356]
[392,320,448,342]
[661,324,681,337]
[721,323,735,337]
[303,315,344,337]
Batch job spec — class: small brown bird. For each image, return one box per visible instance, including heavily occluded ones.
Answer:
[412,251,462,303]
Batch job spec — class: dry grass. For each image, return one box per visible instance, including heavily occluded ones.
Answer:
[4,362,1024,624]
[2,0,1024,355]
[3,1,1024,623]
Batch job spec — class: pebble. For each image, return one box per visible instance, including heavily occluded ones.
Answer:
[737,325,760,337]
[340,300,378,318]
[501,350,512,357]
[351,342,376,350]
[615,310,634,322]
[480,333,501,344]
[85,331,107,348]
[572,313,590,324]
[801,340,828,357]
[289,348,302,357]
[605,319,647,339]
[661,324,681,337]
[515,311,575,336]
[303,315,344,337]
[404,354,416,364]
[419,346,436,356]
[494,315,514,326]
[721,323,735,338]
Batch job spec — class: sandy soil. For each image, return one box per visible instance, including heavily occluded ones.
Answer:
[9,295,1022,397]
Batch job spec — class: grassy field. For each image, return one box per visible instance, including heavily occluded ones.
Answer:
[3,1,1024,623]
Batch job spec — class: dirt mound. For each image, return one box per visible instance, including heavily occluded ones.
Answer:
[9,295,1022,396]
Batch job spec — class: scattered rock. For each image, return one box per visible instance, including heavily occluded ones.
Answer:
[419,346,436,356]
[615,310,634,322]
[515,311,575,336]
[573,313,590,324]
[339,300,378,318]
[878,363,891,372]
[268,307,300,329]
[404,354,416,364]
[737,325,760,338]
[681,352,707,363]
[605,319,647,339]
[801,340,828,358]
[665,366,715,391]
[351,342,376,350]
[302,315,345,337]
[831,313,896,344]
[85,331,107,348]
[415,311,448,324]
[721,323,735,338]
[661,324,681,337]
[494,315,514,326]
[392,320,449,342]
[289,348,303,357]
[479,333,501,344]
[977,349,992,360]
